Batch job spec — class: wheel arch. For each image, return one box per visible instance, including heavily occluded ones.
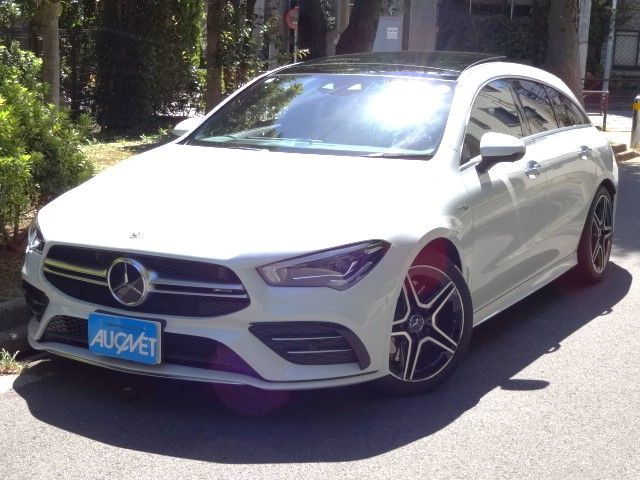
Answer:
[413,237,463,274]
[599,178,616,197]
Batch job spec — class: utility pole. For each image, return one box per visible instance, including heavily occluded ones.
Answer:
[602,0,618,93]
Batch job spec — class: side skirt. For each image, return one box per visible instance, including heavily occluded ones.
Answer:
[472,252,578,327]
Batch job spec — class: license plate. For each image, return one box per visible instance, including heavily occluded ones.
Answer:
[88,313,161,365]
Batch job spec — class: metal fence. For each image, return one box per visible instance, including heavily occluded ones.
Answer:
[614,30,640,69]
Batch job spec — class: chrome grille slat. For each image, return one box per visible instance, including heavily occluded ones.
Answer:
[43,259,108,278]
[43,260,248,298]
[42,266,109,286]
[148,286,248,299]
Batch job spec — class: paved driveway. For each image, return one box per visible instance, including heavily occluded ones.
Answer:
[1,162,639,480]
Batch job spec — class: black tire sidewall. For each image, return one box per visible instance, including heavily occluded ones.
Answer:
[375,252,473,396]
[577,187,613,283]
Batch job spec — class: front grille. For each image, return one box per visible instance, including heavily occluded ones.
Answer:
[42,245,250,317]
[40,316,261,378]
[23,281,49,322]
[249,322,370,369]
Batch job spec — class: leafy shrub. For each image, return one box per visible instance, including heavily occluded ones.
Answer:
[0,153,34,245]
[440,15,533,61]
[95,0,203,129]
[0,42,94,246]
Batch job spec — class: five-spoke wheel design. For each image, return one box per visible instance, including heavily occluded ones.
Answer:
[389,265,465,383]
[590,193,613,274]
[578,187,614,283]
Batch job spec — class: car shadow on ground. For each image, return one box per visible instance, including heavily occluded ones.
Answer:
[13,163,638,463]
[14,260,632,463]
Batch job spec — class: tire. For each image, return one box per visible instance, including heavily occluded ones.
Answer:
[576,186,614,283]
[376,252,473,396]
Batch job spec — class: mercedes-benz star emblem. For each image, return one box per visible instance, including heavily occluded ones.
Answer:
[408,314,426,333]
[107,258,148,307]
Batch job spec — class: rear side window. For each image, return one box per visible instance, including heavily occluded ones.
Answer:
[510,79,558,134]
[544,86,590,128]
[462,79,524,164]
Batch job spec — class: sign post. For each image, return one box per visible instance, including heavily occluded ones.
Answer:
[285,6,299,63]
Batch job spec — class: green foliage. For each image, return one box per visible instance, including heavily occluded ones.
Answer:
[59,0,98,118]
[217,1,270,95]
[442,15,533,61]
[0,153,34,245]
[0,42,93,246]
[0,348,24,374]
[95,0,203,129]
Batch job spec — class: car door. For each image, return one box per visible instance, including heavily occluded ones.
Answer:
[540,85,599,262]
[459,79,548,311]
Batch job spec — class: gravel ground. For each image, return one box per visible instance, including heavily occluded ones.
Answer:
[0,162,638,480]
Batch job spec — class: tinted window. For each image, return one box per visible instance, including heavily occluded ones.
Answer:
[563,94,590,126]
[462,79,524,164]
[510,79,558,134]
[188,73,454,156]
[544,86,589,128]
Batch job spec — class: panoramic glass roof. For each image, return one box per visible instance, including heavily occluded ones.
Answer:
[284,51,505,78]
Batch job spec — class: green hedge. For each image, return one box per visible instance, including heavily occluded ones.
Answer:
[0,43,94,247]
[440,15,533,61]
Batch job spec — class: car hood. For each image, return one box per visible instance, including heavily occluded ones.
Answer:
[38,144,447,261]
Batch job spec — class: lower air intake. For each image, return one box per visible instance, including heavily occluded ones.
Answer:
[249,322,370,370]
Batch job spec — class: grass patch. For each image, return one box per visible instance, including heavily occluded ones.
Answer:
[0,349,24,375]
[82,129,173,173]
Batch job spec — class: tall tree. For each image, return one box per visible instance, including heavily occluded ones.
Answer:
[534,0,582,96]
[38,0,62,107]
[205,0,226,110]
[335,0,382,55]
[299,0,328,59]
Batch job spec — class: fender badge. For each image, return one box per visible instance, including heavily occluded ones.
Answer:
[130,232,141,239]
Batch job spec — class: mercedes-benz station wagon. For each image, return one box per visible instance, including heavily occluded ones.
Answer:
[23,52,617,395]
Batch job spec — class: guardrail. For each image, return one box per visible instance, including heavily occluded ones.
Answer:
[583,90,610,131]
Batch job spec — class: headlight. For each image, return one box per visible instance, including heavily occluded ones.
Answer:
[27,219,45,254]
[257,240,390,290]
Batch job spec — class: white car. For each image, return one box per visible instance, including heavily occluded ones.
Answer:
[23,52,617,395]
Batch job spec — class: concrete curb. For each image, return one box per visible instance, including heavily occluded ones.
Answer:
[0,297,33,356]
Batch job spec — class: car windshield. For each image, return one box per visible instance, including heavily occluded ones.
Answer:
[185,73,455,157]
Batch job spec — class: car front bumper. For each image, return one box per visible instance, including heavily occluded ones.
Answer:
[23,243,410,390]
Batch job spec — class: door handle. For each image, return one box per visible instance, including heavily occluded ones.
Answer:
[524,160,542,178]
[578,146,593,159]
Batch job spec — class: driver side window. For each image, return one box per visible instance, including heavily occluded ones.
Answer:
[462,79,524,165]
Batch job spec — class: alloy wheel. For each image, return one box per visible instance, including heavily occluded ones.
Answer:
[389,265,465,382]
[590,194,613,274]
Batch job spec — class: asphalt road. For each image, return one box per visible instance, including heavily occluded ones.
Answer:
[1,162,639,480]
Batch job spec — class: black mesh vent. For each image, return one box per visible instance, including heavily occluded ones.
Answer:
[42,315,88,347]
[40,316,261,378]
[23,281,49,322]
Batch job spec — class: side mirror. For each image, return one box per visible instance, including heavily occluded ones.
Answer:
[172,117,203,138]
[477,132,526,173]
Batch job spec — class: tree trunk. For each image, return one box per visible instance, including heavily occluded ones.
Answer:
[335,0,382,55]
[237,0,259,84]
[39,0,62,107]
[541,0,583,97]
[531,0,550,66]
[205,0,226,111]
[299,0,327,59]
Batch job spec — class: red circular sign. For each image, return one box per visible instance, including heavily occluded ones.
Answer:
[285,6,299,30]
